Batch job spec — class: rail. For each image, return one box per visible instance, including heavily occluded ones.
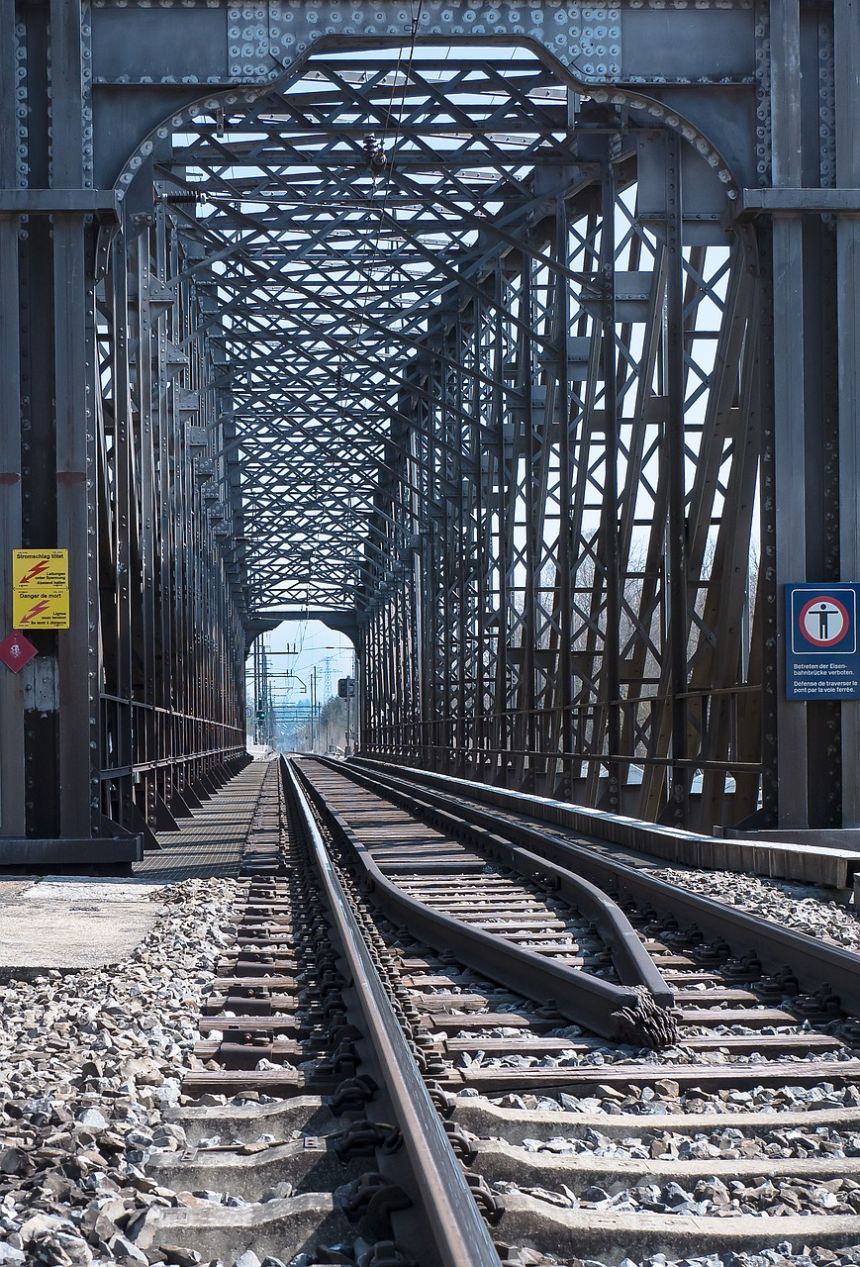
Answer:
[281,755,501,1267]
[297,756,677,1045]
[345,758,860,1018]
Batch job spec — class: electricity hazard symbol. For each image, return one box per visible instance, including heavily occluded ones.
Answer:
[12,592,70,629]
[11,549,70,630]
[12,549,68,591]
[786,584,860,700]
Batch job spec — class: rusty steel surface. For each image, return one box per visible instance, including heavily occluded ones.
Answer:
[319,755,674,1002]
[339,757,860,1021]
[4,3,860,855]
[294,756,678,1044]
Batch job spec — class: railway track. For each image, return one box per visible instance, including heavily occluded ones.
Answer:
[135,757,497,1267]
[136,756,860,1267]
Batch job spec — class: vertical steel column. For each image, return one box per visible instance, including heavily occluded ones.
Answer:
[353,643,362,753]
[357,623,369,750]
[110,234,133,819]
[492,263,509,781]
[154,209,173,804]
[409,421,425,758]
[135,234,165,822]
[51,0,99,836]
[0,0,26,836]
[556,197,574,799]
[664,133,689,825]
[519,249,538,791]
[770,0,808,827]
[472,301,487,776]
[834,0,860,826]
[253,639,261,745]
[601,160,621,814]
[453,317,468,778]
[420,435,435,767]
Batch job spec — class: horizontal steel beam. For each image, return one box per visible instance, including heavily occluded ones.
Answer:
[0,836,143,865]
[0,189,119,217]
[740,187,860,215]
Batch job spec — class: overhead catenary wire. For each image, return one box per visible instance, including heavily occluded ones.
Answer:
[352,0,426,347]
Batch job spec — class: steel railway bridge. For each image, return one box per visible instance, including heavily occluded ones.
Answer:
[1,0,858,864]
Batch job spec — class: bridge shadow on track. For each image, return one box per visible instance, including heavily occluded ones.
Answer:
[133,760,273,884]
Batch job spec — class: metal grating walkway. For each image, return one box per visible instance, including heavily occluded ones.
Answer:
[133,759,275,884]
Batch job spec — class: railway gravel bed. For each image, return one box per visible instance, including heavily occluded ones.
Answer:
[131,756,496,1267]
[0,759,462,1267]
[642,870,860,953]
[0,876,239,1265]
[7,753,860,1267]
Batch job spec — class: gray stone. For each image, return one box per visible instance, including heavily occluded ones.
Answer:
[19,1212,74,1241]
[0,1147,26,1175]
[108,1234,150,1263]
[77,1108,109,1132]
[158,1248,202,1267]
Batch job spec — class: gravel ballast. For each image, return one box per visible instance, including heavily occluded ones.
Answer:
[645,870,860,952]
[5,860,860,1267]
[0,877,239,1266]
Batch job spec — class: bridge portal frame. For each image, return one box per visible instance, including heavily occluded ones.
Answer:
[0,1,858,858]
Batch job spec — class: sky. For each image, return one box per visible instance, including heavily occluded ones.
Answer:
[247,617,355,715]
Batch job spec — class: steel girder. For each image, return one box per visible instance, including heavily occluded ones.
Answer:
[359,133,762,829]
[94,218,250,841]
[0,1,858,852]
[128,47,764,831]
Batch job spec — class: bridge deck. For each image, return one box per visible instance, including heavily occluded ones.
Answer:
[352,760,860,891]
[134,758,275,884]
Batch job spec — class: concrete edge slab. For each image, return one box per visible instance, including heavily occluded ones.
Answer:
[499,1193,860,1254]
[478,1140,860,1181]
[135,1192,346,1262]
[450,1100,860,1140]
[0,875,166,975]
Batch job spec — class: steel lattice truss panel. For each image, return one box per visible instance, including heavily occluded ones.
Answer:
[6,1,855,846]
[132,42,760,825]
[158,52,587,609]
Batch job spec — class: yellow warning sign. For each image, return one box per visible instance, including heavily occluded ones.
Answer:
[13,549,68,590]
[11,549,70,629]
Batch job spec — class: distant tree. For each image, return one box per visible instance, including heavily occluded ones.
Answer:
[295,694,348,752]
[318,695,348,752]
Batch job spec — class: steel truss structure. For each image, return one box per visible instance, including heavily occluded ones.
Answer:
[1,1,859,859]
